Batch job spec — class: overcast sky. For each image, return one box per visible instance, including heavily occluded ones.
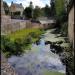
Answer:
[3,0,51,8]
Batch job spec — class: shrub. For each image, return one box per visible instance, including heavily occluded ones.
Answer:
[1,36,16,57]
[29,32,39,38]
[60,22,68,36]
[23,35,32,44]
[14,38,24,55]
[1,28,44,57]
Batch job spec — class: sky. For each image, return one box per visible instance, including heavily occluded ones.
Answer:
[3,0,51,8]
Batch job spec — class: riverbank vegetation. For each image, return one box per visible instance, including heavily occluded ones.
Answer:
[1,28,44,58]
[50,0,74,75]
[44,71,64,75]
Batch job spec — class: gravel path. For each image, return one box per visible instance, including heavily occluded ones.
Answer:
[1,53,18,75]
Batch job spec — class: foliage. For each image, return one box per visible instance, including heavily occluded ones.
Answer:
[33,6,42,19]
[55,0,65,17]
[14,38,24,55]
[3,1,10,15]
[1,36,15,57]
[1,28,44,57]
[1,36,29,57]
[44,4,51,17]
[53,0,68,36]
[23,1,33,19]
[23,7,32,19]
[54,0,67,22]
[41,8,46,16]
[29,1,34,10]
[50,0,56,17]
[44,70,64,75]
[7,28,43,41]
[60,22,68,36]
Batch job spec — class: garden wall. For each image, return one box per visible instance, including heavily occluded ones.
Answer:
[1,18,55,34]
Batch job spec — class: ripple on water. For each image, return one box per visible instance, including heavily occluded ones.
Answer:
[8,36,66,75]
[15,67,32,75]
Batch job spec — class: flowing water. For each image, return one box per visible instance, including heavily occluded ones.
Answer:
[8,31,66,75]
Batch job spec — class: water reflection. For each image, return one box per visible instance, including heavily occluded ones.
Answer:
[8,38,65,75]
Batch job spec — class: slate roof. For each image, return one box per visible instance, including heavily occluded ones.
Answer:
[11,3,24,8]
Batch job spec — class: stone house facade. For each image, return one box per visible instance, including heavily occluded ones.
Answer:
[10,2,24,17]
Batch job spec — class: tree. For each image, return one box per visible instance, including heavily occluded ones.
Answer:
[33,6,42,19]
[50,0,56,17]
[44,4,51,17]
[55,0,64,15]
[29,1,34,9]
[29,1,34,18]
[3,1,10,15]
[55,0,67,23]
[23,7,32,19]
[40,8,45,16]
[23,1,34,19]
[54,0,68,35]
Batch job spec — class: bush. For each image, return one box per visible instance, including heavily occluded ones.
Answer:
[1,36,16,57]
[23,35,32,44]
[29,32,39,38]
[60,22,68,36]
[1,36,11,52]
[1,36,24,57]
[14,38,24,55]
[1,28,44,57]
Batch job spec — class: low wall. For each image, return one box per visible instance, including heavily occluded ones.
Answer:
[1,19,55,34]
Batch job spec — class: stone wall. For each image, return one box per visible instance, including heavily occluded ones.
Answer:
[1,19,27,34]
[1,0,5,15]
[68,5,74,48]
[1,21,40,34]
[1,19,55,34]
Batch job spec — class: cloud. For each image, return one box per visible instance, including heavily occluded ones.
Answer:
[3,0,50,8]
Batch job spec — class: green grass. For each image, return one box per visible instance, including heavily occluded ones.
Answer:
[7,28,43,41]
[1,28,44,57]
[44,70,65,75]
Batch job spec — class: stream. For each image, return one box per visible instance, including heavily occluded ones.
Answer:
[8,30,66,75]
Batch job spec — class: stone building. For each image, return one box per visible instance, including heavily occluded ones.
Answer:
[10,2,24,17]
[66,0,74,75]
[1,0,11,35]
[67,0,74,49]
[1,0,5,15]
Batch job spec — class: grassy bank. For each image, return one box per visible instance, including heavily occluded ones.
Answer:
[7,28,44,41]
[44,70,65,75]
[1,28,44,57]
